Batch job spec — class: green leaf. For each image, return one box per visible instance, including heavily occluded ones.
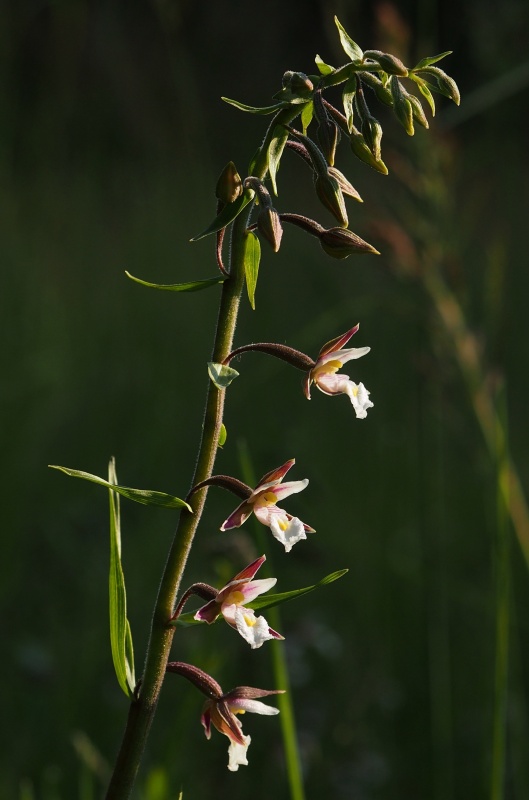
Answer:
[248,569,349,612]
[272,88,311,105]
[221,97,288,115]
[191,191,253,241]
[412,51,452,71]
[315,54,335,75]
[334,16,363,62]
[268,125,290,196]
[207,362,240,389]
[300,100,314,134]
[108,458,136,697]
[49,465,192,511]
[243,230,261,310]
[342,75,357,132]
[125,272,224,292]
[410,74,436,115]
[172,568,349,627]
[218,424,227,447]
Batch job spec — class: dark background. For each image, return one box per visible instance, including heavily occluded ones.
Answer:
[2,1,529,798]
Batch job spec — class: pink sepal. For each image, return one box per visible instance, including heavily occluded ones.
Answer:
[256,458,295,489]
[221,499,254,531]
[303,371,312,400]
[268,626,284,640]
[201,706,212,739]
[230,554,266,583]
[194,599,220,624]
[317,324,359,359]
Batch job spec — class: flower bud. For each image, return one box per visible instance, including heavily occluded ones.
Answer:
[420,66,460,105]
[390,76,414,135]
[257,206,283,252]
[314,173,348,227]
[282,70,314,96]
[313,90,340,166]
[328,167,362,203]
[215,162,243,204]
[349,127,388,174]
[359,71,393,106]
[320,227,380,259]
[360,115,383,161]
[364,50,408,76]
[407,93,429,128]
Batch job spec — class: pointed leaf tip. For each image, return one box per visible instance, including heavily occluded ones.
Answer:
[125,272,224,293]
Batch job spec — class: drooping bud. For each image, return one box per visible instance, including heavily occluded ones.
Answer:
[313,90,340,166]
[328,167,362,203]
[349,127,388,174]
[420,66,460,105]
[166,662,223,699]
[358,71,393,106]
[390,76,414,135]
[406,92,429,128]
[257,207,283,252]
[282,70,314,96]
[363,50,408,77]
[354,82,383,160]
[319,227,380,259]
[215,162,243,204]
[314,173,348,227]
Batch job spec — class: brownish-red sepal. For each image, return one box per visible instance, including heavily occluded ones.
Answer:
[257,458,296,488]
[224,686,285,701]
[188,475,252,501]
[166,661,223,699]
[317,324,360,358]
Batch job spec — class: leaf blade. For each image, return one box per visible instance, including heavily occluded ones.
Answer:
[221,97,288,115]
[49,465,192,511]
[190,191,253,241]
[243,230,261,310]
[125,272,224,293]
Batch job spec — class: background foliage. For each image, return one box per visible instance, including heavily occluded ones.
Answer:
[2,0,529,798]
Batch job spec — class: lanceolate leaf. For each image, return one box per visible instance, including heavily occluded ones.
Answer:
[125,272,224,292]
[315,54,335,75]
[342,75,357,132]
[172,569,349,626]
[334,16,363,62]
[218,424,227,447]
[301,100,314,134]
[221,97,288,115]
[243,230,261,310]
[268,125,290,196]
[108,458,136,697]
[191,191,253,241]
[412,51,452,71]
[49,466,192,511]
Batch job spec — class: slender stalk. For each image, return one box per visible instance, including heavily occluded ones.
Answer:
[490,383,510,800]
[104,208,249,798]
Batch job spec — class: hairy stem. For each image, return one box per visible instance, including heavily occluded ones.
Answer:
[104,208,250,798]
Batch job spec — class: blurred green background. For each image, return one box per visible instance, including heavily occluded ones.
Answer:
[2,1,529,798]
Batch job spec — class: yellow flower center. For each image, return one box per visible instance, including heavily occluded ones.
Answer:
[253,491,278,509]
[352,385,359,397]
[278,519,288,531]
[312,359,343,379]
[243,613,256,627]
[224,590,245,605]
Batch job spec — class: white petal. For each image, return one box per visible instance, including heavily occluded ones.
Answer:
[234,607,275,649]
[317,346,370,367]
[232,698,281,716]
[345,381,374,418]
[269,513,307,553]
[272,479,309,502]
[227,734,251,771]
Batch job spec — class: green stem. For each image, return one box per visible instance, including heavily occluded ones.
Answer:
[104,210,249,799]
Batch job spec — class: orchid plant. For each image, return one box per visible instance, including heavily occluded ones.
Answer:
[49,17,459,798]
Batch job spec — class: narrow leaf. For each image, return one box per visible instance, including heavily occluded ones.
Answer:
[334,16,364,62]
[243,230,261,310]
[410,74,436,115]
[49,465,192,511]
[172,569,349,626]
[342,75,357,132]
[301,100,314,134]
[221,97,288,115]
[125,272,224,292]
[412,51,452,71]
[218,424,227,447]
[191,191,253,241]
[315,54,335,75]
[268,125,290,196]
[108,458,136,697]
[207,362,240,390]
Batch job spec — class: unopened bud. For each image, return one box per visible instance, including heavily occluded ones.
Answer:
[328,167,362,203]
[282,70,314,96]
[390,76,414,135]
[361,115,383,160]
[320,227,380,259]
[313,90,340,166]
[215,161,243,204]
[364,50,408,77]
[359,72,393,106]
[407,93,429,128]
[421,66,460,105]
[257,207,283,252]
[350,127,388,174]
[314,173,348,227]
